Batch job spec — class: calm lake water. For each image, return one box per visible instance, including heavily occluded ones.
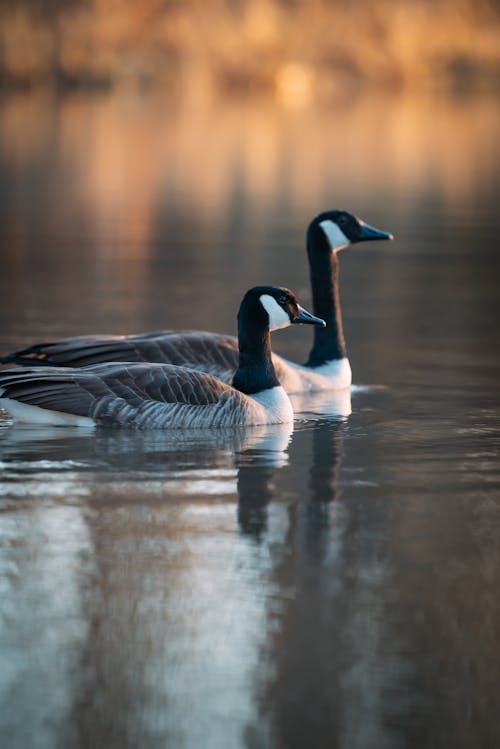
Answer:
[0,90,499,749]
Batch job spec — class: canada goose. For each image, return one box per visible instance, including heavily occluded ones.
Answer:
[0,287,325,429]
[0,211,392,392]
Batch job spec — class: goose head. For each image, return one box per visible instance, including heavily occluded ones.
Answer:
[239,286,326,333]
[234,286,326,395]
[308,210,394,254]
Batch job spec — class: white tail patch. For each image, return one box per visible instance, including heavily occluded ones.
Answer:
[319,220,349,251]
[259,295,291,331]
[0,398,95,427]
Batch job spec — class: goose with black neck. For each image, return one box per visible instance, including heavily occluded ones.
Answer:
[293,210,393,391]
[0,211,393,393]
[0,287,325,429]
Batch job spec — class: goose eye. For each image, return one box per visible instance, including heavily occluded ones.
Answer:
[278,295,287,306]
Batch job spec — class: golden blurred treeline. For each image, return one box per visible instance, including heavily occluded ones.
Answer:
[1,0,499,98]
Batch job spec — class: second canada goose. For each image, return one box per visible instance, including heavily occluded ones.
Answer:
[0,287,324,429]
[0,211,393,392]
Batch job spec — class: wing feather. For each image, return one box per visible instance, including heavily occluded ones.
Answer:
[0,332,303,392]
[0,364,258,428]
[0,332,240,378]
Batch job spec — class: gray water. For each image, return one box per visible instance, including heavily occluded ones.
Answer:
[0,91,499,749]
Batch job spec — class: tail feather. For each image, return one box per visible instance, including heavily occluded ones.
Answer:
[0,367,106,417]
[0,341,61,365]
[0,342,141,367]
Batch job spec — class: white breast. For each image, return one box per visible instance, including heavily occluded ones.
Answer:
[249,386,294,423]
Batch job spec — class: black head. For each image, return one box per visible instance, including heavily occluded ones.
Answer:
[239,286,326,332]
[308,210,394,253]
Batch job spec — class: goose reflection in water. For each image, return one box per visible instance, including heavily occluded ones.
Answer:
[0,416,297,749]
[236,388,351,540]
[0,420,294,502]
[0,390,363,749]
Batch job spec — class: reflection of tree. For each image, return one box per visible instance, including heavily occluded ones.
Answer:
[1,422,290,749]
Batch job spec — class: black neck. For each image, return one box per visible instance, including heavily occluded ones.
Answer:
[231,298,280,395]
[305,233,346,367]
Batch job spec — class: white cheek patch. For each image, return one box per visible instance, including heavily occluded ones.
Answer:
[259,295,291,331]
[319,220,349,251]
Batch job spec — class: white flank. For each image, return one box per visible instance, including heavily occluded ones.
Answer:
[0,398,95,427]
[319,220,349,251]
[283,356,352,392]
[312,356,352,384]
[259,295,291,331]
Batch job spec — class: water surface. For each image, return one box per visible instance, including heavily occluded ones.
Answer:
[1,91,499,749]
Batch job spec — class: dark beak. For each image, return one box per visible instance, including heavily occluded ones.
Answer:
[357,221,394,242]
[295,306,326,327]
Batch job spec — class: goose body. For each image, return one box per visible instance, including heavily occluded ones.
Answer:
[0,211,393,392]
[1,331,350,392]
[0,287,325,429]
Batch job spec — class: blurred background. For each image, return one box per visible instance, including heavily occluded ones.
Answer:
[1,5,500,749]
[1,0,499,95]
[0,0,499,360]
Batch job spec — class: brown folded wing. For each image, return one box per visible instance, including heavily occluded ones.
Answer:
[0,363,260,428]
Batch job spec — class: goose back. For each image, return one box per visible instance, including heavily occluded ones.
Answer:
[0,333,348,392]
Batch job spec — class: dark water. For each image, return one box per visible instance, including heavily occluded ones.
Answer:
[1,91,500,749]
